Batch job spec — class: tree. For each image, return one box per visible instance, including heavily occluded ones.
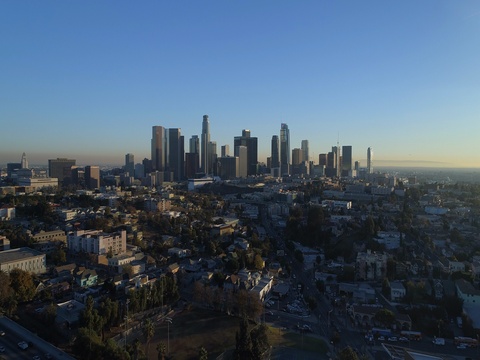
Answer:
[254,254,264,270]
[51,248,67,265]
[374,309,395,327]
[294,249,304,263]
[251,324,270,360]
[381,278,391,298]
[143,318,155,359]
[226,258,240,274]
[9,268,36,302]
[42,302,57,325]
[156,342,166,360]
[336,346,358,360]
[198,346,208,360]
[234,317,253,360]
[0,271,12,308]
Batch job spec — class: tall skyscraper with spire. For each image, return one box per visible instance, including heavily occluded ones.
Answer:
[367,147,373,174]
[201,115,210,174]
[280,123,290,175]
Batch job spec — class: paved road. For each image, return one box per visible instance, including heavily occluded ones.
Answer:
[0,316,75,360]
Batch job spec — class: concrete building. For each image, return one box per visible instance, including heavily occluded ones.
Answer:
[342,145,352,177]
[0,247,47,274]
[85,165,100,189]
[67,229,126,256]
[125,153,135,177]
[167,128,185,181]
[17,177,58,191]
[234,129,258,176]
[48,158,76,185]
[218,156,239,180]
[355,250,387,281]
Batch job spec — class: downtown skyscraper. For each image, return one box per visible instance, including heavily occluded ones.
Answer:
[234,129,258,176]
[167,128,185,181]
[151,126,166,172]
[280,123,290,175]
[201,115,210,175]
[342,145,352,177]
[367,147,373,174]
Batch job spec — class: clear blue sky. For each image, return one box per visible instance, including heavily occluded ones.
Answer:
[1,1,479,168]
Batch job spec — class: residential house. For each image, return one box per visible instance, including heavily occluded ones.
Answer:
[390,282,406,301]
[75,268,98,288]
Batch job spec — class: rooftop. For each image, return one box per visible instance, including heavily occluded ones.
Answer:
[0,247,44,263]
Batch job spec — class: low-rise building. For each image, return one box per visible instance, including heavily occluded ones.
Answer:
[390,281,406,301]
[67,229,126,255]
[0,247,46,274]
[355,250,387,281]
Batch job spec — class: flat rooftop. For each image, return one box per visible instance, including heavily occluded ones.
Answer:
[0,247,44,263]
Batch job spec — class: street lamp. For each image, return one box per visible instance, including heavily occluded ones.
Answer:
[166,317,172,356]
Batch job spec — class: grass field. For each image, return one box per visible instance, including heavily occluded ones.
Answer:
[146,307,328,359]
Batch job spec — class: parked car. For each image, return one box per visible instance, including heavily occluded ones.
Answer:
[18,341,28,350]
[0,346,5,352]
[378,336,385,341]
[399,337,409,343]
[0,330,5,336]
[388,336,398,342]
[457,344,467,350]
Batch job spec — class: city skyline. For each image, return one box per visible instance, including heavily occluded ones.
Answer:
[1,1,480,168]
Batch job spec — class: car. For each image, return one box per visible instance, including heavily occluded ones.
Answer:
[45,354,53,359]
[457,344,467,349]
[399,337,409,342]
[0,346,5,352]
[18,341,29,350]
[0,330,4,336]
[378,336,385,341]
[388,336,398,342]
[302,325,312,332]
[33,356,41,360]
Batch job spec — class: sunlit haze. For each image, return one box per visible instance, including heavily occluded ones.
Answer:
[1,1,480,168]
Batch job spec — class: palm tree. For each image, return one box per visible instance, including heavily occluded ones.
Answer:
[156,342,166,360]
[143,318,155,359]
[198,346,208,360]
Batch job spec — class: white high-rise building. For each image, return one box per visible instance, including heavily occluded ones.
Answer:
[67,229,126,256]
[21,152,28,169]
[367,147,373,174]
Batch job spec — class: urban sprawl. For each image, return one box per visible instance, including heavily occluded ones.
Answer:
[1,117,480,360]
